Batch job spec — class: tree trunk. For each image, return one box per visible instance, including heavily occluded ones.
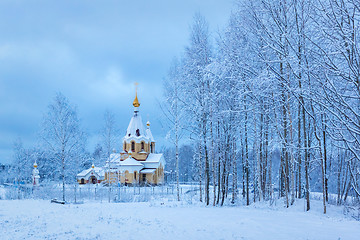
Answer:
[231,140,238,204]
[302,96,310,211]
[244,98,250,206]
[176,127,180,201]
[198,141,203,202]
[62,151,65,202]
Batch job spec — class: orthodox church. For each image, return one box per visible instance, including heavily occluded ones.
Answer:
[77,87,165,185]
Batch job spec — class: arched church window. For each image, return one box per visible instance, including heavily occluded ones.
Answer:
[141,142,144,150]
[131,141,135,152]
[150,144,153,153]
[136,129,140,136]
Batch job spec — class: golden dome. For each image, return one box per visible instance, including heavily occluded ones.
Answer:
[133,94,140,107]
[133,82,140,107]
[34,163,37,168]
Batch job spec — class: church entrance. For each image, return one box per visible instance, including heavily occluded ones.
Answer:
[90,176,97,184]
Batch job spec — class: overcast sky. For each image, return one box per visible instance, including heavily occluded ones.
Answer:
[0,0,234,164]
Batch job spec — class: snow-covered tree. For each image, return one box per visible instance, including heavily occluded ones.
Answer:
[101,110,118,158]
[162,58,187,201]
[40,93,86,202]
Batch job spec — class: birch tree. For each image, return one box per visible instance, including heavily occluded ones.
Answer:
[41,93,86,202]
[162,58,186,201]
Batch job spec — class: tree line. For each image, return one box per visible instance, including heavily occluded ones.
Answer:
[6,93,120,202]
[162,0,360,212]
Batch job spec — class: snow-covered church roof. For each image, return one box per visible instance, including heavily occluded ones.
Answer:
[123,93,155,143]
[77,164,105,179]
[106,152,164,169]
[146,121,155,142]
[125,109,147,139]
[121,154,144,166]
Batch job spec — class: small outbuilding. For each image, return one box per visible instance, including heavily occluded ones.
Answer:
[77,164,105,184]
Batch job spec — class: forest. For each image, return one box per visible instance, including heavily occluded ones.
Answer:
[162,0,360,213]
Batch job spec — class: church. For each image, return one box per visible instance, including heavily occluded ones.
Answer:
[77,87,165,185]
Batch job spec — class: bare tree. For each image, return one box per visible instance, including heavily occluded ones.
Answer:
[162,58,186,201]
[101,110,118,158]
[41,93,86,202]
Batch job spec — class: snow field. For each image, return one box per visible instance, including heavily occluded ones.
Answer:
[0,198,359,240]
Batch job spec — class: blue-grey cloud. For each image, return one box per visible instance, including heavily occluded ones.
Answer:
[0,0,233,163]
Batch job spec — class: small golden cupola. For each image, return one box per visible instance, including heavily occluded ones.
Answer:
[133,82,140,107]
[133,95,140,107]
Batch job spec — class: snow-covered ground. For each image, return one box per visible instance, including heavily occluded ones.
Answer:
[0,198,359,240]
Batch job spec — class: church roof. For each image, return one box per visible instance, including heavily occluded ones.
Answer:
[77,166,105,178]
[145,153,163,163]
[146,122,155,142]
[121,156,144,166]
[78,153,164,177]
[123,93,155,143]
[109,153,121,163]
[124,110,148,141]
[140,168,156,174]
